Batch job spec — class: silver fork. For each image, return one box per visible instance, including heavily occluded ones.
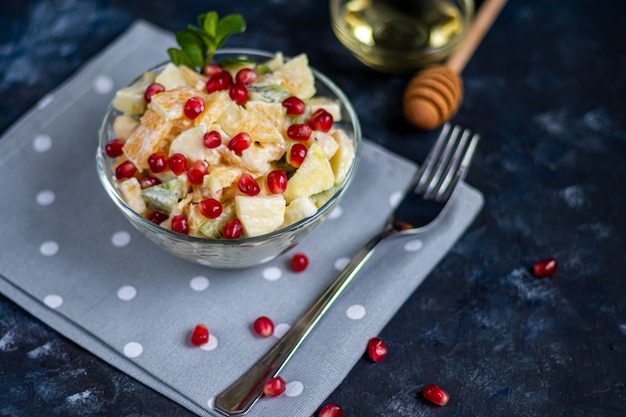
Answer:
[214,123,480,416]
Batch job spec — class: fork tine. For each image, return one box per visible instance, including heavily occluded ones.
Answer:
[422,125,463,198]
[438,130,480,202]
[431,127,471,200]
[414,123,452,193]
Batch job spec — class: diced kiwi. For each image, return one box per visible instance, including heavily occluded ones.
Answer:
[140,179,181,214]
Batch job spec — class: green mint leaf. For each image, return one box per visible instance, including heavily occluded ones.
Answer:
[168,48,195,68]
[215,14,246,48]
[201,11,219,38]
[174,30,205,69]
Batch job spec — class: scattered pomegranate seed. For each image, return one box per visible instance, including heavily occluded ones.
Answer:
[203,63,223,77]
[139,176,161,189]
[206,71,233,93]
[229,83,248,106]
[168,153,187,175]
[199,198,223,219]
[203,130,222,148]
[282,96,306,115]
[235,68,258,86]
[366,337,388,362]
[144,82,165,102]
[184,96,205,119]
[318,404,343,417]
[228,132,252,156]
[115,160,137,180]
[190,324,209,346]
[532,257,558,277]
[187,160,208,185]
[292,252,309,272]
[171,214,189,235]
[422,383,449,406]
[309,109,334,132]
[267,170,287,194]
[263,376,286,397]
[148,152,168,173]
[223,218,243,239]
[287,123,313,141]
[147,211,168,224]
[238,173,260,196]
[288,143,308,168]
[104,138,124,158]
[253,316,275,337]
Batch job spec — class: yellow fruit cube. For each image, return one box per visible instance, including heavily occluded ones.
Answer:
[330,129,356,186]
[284,143,334,203]
[273,54,316,99]
[112,71,157,116]
[283,196,318,227]
[155,63,189,90]
[235,195,286,237]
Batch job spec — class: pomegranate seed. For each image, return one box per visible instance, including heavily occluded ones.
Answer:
[184,96,204,119]
[423,383,449,406]
[147,211,168,224]
[105,138,124,158]
[171,214,189,234]
[187,160,208,185]
[287,123,313,141]
[238,173,260,196]
[235,68,258,86]
[148,152,168,173]
[190,324,209,346]
[144,82,165,102]
[532,257,557,277]
[199,198,223,219]
[366,337,388,362]
[203,130,222,148]
[267,170,287,194]
[310,109,334,132]
[139,176,161,189]
[263,376,286,397]
[168,153,187,175]
[282,96,306,115]
[228,132,252,156]
[253,316,275,337]
[115,160,137,180]
[318,404,343,417]
[202,63,223,77]
[292,252,309,272]
[288,143,308,168]
[206,71,233,93]
[223,218,243,239]
[229,83,248,106]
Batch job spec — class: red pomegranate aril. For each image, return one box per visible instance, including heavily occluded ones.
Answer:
[532,257,557,277]
[105,138,124,158]
[287,123,313,141]
[147,211,168,224]
[184,96,204,119]
[263,376,286,397]
[253,316,275,337]
[423,383,449,406]
[203,130,222,148]
[171,214,189,235]
[144,82,165,102]
[235,68,258,86]
[202,63,223,77]
[292,252,309,272]
[238,173,260,196]
[310,109,334,132]
[229,83,248,106]
[367,337,388,362]
[282,96,306,115]
[139,176,161,189]
[206,71,233,93]
[187,160,208,185]
[318,404,343,417]
[288,143,308,168]
[228,132,252,156]
[148,152,168,173]
[168,153,187,175]
[267,170,287,194]
[199,198,223,219]
[115,160,137,180]
[223,218,243,239]
[190,324,209,346]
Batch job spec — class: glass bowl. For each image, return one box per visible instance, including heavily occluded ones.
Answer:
[330,0,474,73]
[96,48,362,269]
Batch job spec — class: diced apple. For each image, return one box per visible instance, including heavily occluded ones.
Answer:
[283,196,318,227]
[155,63,189,90]
[235,195,286,237]
[330,129,355,186]
[117,177,146,214]
[112,115,140,140]
[203,166,242,195]
[283,143,334,203]
[112,71,157,116]
[309,97,342,121]
[312,131,339,159]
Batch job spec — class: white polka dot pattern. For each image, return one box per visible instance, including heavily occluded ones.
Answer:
[93,75,114,94]
[36,190,56,206]
[44,294,63,309]
[33,134,52,153]
[200,334,219,351]
[346,304,366,320]
[263,266,282,281]
[111,231,131,247]
[117,286,137,301]
[123,342,143,358]
[273,323,291,338]
[285,380,304,397]
[39,241,59,256]
[190,276,210,291]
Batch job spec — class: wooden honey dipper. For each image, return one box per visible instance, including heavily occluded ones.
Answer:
[403,0,508,130]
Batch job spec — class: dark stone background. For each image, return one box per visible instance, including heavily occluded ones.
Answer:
[1,0,625,416]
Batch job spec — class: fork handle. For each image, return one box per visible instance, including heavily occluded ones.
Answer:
[214,229,391,416]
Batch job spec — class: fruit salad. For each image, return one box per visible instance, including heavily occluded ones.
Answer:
[105,52,355,239]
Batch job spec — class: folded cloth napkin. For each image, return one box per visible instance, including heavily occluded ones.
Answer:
[0,21,483,417]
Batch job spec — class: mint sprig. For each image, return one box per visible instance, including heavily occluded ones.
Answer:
[168,12,246,70]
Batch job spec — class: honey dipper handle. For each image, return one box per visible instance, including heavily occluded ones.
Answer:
[446,0,508,74]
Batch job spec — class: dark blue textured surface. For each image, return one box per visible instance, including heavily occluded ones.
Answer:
[1,0,626,416]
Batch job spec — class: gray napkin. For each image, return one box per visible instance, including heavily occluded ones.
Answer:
[0,21,483,417]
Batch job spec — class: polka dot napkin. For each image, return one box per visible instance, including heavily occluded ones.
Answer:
[0,21,483,417]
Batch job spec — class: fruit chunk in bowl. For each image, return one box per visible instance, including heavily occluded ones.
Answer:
[96,48,361,269]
